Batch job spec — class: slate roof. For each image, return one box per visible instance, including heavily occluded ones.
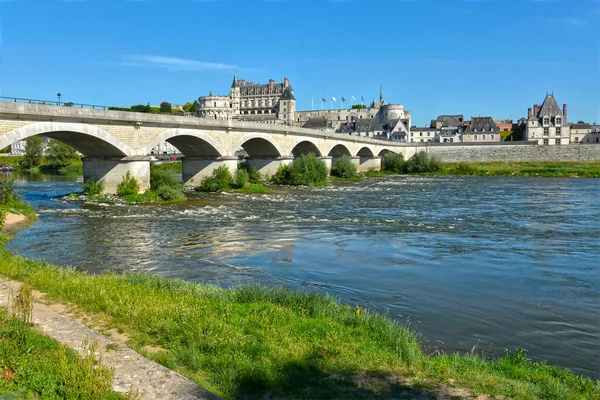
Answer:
[279,86,296,101]
[302,117,328,129]
[571,124,591,130]
[433,115,464,127]
[462,117,499,134]
[538,95,563,117]
[231,73,239,88]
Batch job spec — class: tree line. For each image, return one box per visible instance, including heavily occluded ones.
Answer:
[108,100,200,114]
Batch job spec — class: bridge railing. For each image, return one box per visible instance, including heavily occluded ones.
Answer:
[0,96,110,110]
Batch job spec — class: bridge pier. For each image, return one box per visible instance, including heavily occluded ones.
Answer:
[358,156,382,172]
[182,156,238,186]
[246,156,293,179]
[83,156,150,194]
[320,156,333,174]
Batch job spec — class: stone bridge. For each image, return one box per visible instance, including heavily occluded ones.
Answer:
[0,102,405,193]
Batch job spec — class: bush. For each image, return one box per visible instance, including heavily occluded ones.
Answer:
[273,153,327,186]
[156,185,186,202]
[45,140,79,170]
[234,168,249,189]
[82,177,104,196]
[116,171,139,197]
[382,153,405,173]
[197,166,233,192]
[0,179,16,206]
[404,151,443,174]
[238,161,262,184]
[331,155,357,179]
[455,162,479,175]
[150,165,180,191]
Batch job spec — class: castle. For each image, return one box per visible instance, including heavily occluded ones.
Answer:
[197,74,296,125]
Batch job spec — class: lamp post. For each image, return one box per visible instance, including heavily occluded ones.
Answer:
[57,93,62,106]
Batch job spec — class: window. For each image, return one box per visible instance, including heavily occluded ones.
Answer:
[491,134,495,140]
[420,132,423,137]
[575,137,579,143]
[491,128,495,132]
[555,139,560,145]
[556,127,561,135]
[543,127,549,135]
[482,128,486,132]
[543,139,549,145]
[474,128,478,133]
[543,117,549,125]
[474,134,478,140]
[427,132,430,136]
[483,134,486,140]
[213,102,216,107]
[556,117,561,125]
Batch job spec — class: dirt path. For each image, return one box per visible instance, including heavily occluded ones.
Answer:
[0,277,219,400]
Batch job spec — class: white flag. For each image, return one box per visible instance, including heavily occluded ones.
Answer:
[351,96,356,101]
[331,96,336,102]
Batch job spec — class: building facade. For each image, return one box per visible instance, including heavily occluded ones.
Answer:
[525,94,570,145]
[570,124,600,144]
[461,117,501,143]
[197,75,296,124]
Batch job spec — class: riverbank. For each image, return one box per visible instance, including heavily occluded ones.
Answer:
[436,161,600,178]
[0,246,596,399]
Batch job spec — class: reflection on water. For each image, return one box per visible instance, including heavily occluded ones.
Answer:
[7,174,600,379]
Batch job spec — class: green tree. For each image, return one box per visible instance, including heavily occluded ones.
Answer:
[160,102,172,113]
[21,136,45,169]
[63,102,74,107]
[183,102,194,112]
[576,120,587,125]
[351,104,367,109]
[45,140,79,169]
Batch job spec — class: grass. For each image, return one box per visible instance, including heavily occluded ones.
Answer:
[236,183,270,194]
[0,310,124,399]
[438,161,600,178]
[0,248,596,399]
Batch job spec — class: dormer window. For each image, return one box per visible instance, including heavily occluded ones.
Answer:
[543,117,550,125]
[490,128,494,132]
[482,128,486,132]
[474,128,478,133]
[555,117,562,126]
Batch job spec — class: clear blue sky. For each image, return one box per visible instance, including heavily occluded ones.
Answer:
[0,0,598,126]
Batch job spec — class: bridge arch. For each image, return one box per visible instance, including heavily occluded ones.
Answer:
[325,143,352,158]
[378,148,398,157]
[288,138,322,157]
[356,146,375,158]
[232,133,283,158]
[0,121,132,157]
[140,128,226,157]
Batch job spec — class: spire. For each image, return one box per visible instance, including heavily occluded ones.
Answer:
[380,84,384,103]
[231,73,239,88]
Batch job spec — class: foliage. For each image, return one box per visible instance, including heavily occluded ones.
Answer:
[183,101,200,113]
[403,151,443,174]
[150,164,179,191]
[119,190,160,204]
[197,166,233,192]
[237,183,270,194]
[0,178,36,225]
[239,161,263,184]
[0,252,596,400]
[454,162,479,175]
[19,136,45,170]
[234,168,249,189]
[0,311,123,399]
[351,104,367,109]
[116,171,140,197]
[273,153,328,186]
[44,140,79,170]
[159,102,172,113]
[155,185,186,202]
[382,153,405,173]
[82,177,104,196]
[440,161,600,178]
[330,155,357,179]
[63,102,74,107]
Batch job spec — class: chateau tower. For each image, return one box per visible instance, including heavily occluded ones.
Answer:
[230,73,241,117]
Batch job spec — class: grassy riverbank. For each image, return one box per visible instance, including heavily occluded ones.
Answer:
[0,309,124,399]
[0,248,596,399]
[438,161,600,178]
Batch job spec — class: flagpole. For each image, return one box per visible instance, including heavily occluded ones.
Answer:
[311,97,314,110]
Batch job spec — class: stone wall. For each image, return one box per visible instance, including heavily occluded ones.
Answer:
[405,143,600,162]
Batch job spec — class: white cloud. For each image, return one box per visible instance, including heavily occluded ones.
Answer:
[120,55,238,71]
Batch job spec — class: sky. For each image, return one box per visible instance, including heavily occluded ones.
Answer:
[0,0,598,126]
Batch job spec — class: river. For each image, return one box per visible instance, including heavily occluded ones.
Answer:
[6,173,600,380]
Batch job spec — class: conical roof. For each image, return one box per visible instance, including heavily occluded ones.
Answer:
[539,94,562,117]
[231,73,239,88]
[280,86,295,101]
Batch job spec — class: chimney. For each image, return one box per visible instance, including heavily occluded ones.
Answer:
[527,108,532,119]
[533,104,540,118]
[562,104,567,122]
[269,79,275,87]
[284,77,289,88]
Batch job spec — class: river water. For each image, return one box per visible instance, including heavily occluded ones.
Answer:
[6,174,600,379]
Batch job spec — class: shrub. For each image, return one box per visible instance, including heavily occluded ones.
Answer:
[331,155,357,179]
[82,177,104,196]
[150,165,180,191]
[197,166,233,192]
[382,153,405,173]
[455,162,479,175]
[156,184,186,202]
[234,168,249,189]
[404,151,443,174]
[274,153,327,186]
[116,171,139,197]
[0,178,16,206]
[238,161,262,184]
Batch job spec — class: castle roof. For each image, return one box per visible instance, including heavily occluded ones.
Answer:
[538,94,562,117]
[231,73,239,88]
[433,115,464,127]
[280,86,296,101]
[302,117,328,129]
